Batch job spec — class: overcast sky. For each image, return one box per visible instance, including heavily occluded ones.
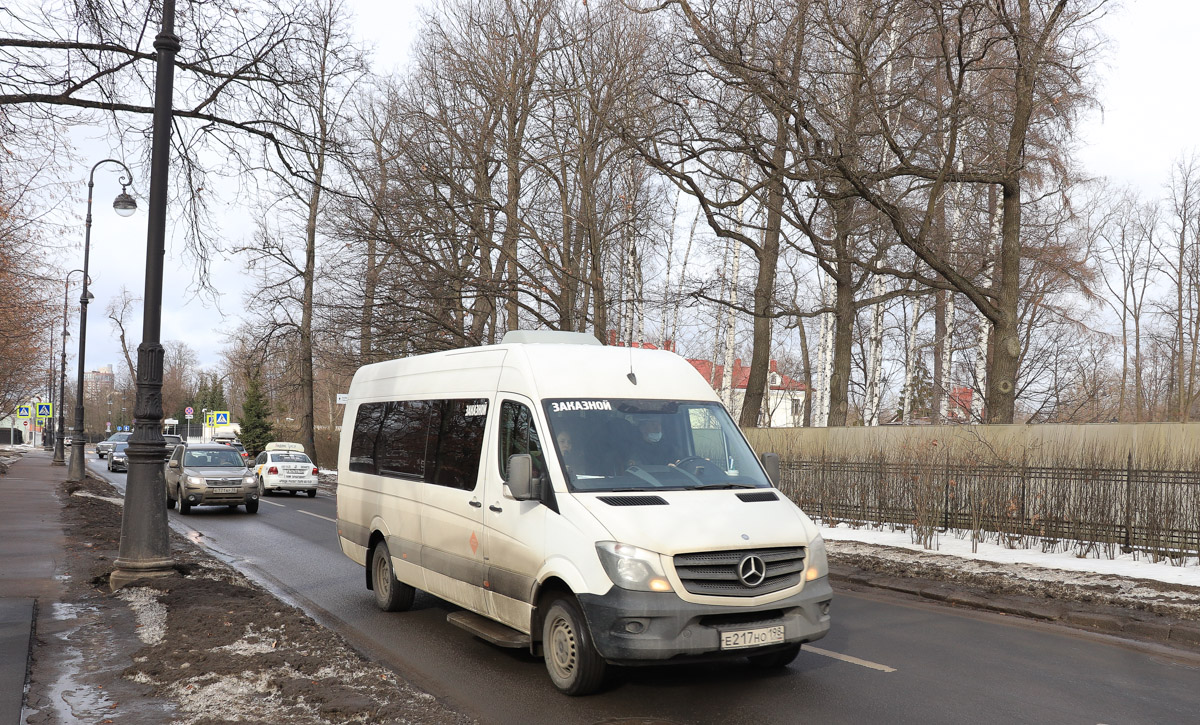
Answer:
[68,0,1197,379]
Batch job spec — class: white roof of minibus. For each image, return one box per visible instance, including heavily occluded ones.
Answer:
[346,338,721,405]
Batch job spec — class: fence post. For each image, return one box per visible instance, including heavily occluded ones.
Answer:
[1122,451,1133,554]
[941,450,950,532]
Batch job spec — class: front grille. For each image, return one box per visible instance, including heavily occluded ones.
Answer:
[673,546,805,597]
[204,478,244,487]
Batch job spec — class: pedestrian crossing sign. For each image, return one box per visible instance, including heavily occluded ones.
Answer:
[213,411,230,425]
[37,403,52,418]
[205,412,214,426]
[17,405,31,418]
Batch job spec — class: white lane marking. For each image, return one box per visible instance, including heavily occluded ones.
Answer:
[262,499,285,507]
[805,646,896,672]
[298,509,335,523]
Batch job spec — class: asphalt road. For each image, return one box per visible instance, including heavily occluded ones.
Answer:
[92,457,1200,724]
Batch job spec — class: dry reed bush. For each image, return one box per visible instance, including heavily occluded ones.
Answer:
[763,426,1200,567]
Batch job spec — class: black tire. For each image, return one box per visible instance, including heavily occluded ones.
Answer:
[371,542,415,612]
[246,499,259,514]
[307,489,317,498]
[178,495,191,515]
[746,643,802,669]
[542,596,607,696]
[166,485,176,509]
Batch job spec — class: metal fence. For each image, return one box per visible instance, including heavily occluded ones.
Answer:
[777,457,1200,562]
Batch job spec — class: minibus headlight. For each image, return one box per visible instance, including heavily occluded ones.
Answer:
[805,535,828,582]
[596,541,673,593]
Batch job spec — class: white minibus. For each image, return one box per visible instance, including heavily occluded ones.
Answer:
[336,330,831,695]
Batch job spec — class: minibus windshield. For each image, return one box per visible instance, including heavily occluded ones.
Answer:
[543,399,773,492]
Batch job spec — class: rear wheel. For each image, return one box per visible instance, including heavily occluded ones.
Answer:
[246,499,259,514]
[746,643,802,669]
[307,489,317,498]
[371,542,415,612]
[542,596,607,696]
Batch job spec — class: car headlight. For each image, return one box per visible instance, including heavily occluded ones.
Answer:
[243,475,256,485]
[595,541,673,593]
[186,475,205,486]
[805,535,828,582]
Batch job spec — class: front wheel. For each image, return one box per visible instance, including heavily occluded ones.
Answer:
[542,597,607,696]
[245,499,259,514]
[177,495,191,515]
[746,642,802,669]
[371,542,415,612]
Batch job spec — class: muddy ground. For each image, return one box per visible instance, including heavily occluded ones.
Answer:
[22,476,475,725]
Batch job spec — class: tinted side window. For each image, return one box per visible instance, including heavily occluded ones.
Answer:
[350,403,387,473]
[499,401,544,481]
[427,399,487,490]
[376,400,433,479]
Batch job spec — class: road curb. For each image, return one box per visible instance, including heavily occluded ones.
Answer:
[830,563,1200,653]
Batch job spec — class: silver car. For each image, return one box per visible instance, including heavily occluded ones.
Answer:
[165,443,261,514]
[97,432,131,459]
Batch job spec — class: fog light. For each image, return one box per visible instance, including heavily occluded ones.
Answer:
[622,619,646,634]
[188,495,198,503]
[819,600,831,616]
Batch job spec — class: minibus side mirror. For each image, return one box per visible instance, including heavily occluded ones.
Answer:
[506,454,535,501]
[759,452,780,487]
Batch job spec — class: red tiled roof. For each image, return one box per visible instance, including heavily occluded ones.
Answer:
[686,358,806,392]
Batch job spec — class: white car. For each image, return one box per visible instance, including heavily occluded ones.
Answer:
[254,445,319,497]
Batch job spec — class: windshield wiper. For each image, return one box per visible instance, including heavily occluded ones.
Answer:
[688,482,760,490]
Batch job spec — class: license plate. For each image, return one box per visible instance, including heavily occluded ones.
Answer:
[211,487,239,494]
[720,625,785,650]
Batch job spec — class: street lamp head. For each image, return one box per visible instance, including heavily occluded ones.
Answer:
[113,187,138,217]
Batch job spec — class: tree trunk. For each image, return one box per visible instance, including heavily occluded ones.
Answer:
[739,119,787,429]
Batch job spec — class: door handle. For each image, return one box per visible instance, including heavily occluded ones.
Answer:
[489,504,503,513]
[468,499,482,508]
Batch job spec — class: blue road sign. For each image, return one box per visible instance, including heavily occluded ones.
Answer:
[213,411,230,425]
[17,405,31,418]
[36,403,52,418]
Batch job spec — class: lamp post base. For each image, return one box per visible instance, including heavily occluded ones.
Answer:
[110,559,176,591]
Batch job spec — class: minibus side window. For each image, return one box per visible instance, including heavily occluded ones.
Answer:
[349,402,388,473]
[427,399,488,490]
[499,401,544,481]
[377,401,432,479]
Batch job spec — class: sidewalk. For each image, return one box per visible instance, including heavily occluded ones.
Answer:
[0,450,67,724]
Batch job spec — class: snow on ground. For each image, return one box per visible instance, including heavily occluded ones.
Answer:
[822,523,1200,588]
[116,587,168,645]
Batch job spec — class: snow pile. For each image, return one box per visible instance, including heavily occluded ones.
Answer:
[116,587,168,645]
[822,524,1200,587]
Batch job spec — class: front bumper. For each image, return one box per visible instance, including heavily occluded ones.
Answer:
[181,484,259,507]
[110,459,128,471]
[577,577,832,665]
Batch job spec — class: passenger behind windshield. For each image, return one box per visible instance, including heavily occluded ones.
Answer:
[544,399,771,492]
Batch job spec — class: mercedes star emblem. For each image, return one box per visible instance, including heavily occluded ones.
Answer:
[737,555,766,587]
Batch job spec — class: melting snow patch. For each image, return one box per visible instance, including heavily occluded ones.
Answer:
[71,491,124,506]
[215,624,286,655]
[117,587,168,645]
